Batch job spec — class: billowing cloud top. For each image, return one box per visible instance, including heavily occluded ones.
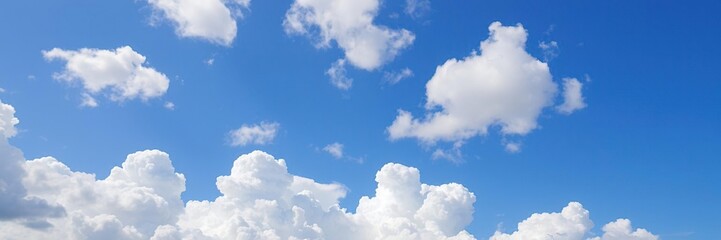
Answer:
[147,0,250,46]
[388,22,586,153]
[43,46,170,107]
[284,0,415,71]
[0,100,655,240]
[388,22,557,144]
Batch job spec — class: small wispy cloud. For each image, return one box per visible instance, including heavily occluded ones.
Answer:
[229,122,280,146]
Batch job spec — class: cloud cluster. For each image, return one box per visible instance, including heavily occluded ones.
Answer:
[229,121,280,146]
[492,202,658,240]
[284,0,415,71]
[147,0,250,46]
[0,101,655,240]
[43,46,170,107]
[387,22,585,152]
[0,100,65,226]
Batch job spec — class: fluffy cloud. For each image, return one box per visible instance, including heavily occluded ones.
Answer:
[229,122,280,146]
[43,46,170,107]
[557,78,587,115]
[490,202,592,240]
[323,142,344,158]
[0,101,655,240]
[388,22,584,152]
[589,219,658,240]
[0,100,65,225]
[176,152,476,239]
[491,202,658,240]
[284,0,415,71]
[147,0,250,46]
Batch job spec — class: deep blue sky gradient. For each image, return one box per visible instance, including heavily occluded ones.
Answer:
[1,0,719,238]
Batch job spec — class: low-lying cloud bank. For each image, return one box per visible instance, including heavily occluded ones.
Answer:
[0,99,654,240]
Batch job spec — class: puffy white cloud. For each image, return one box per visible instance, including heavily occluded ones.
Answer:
[388,22,557,145]
[388,22,587,154]
[12,150,187,239]
[557,77,587,115]
[490,203,659,240]
[0,101,655,240]
[405,0,431,18]
[229,122,280,146]
[284,0,415,71]
[43,46,170,106]
[0,100,65,225]
[326,59,353,90]
[384,68,414,85]
[323,142,344,158]
[490,202,593,240]
[147,0,250,46]
[177,152,476,239]
[0,100,19,139]
[589,219,658,240]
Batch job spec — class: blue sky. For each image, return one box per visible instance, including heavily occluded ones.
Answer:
[0,0,719,239]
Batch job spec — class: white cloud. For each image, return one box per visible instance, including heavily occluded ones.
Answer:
[284,0,415,71]
[163,101,175,110]
[80,93,98,108]
[0,87,5,93]
[384,68,414,85]
[323,142,344,158]
[490,202,593,240]
[589,219,659,240]
[0,100,65,225]
[147,0,250,46]
[539,40,559,61]
[43,46,170,107]
[405,0,431,18]
[229,122,280,146]
[388,22,585,153]
[504,142,521,153]
[557,77,587,115]
[491,202,658,240]
[326,59,353,90]
[0,100,654,240]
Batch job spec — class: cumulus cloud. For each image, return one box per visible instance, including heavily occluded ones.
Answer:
[323,142,344,158]
[43,46,170,107]
[589,219,659,240]
[387,22,585,153]
[0,101,655,240]
[147,0,250,46]
[229,122,280,146]
[284,0,415,71]
[326,59,353,90]
[0,100,65,225]
[176,152,476,239]
[490,202,592,240]
[491,202,658,240]
[557,77,587,115]
[384,68,414,85]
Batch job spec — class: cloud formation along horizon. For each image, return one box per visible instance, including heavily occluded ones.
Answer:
[0,100,655,240]
[387,22,586,153]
